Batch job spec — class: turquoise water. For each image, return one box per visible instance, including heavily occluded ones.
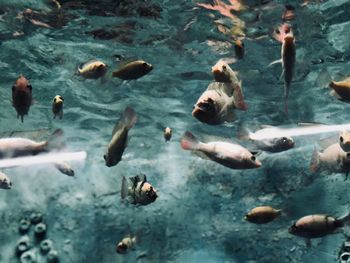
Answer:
[0,0,350,262]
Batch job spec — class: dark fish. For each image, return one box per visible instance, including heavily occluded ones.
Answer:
[52,95,64,119]
[104,107,137,167]
[12,75,33,122]
[245,206,281,224]
[112,60,153,80]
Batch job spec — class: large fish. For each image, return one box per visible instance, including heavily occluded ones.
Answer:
[245,206,281,224]
[112,60,153,80]
[104,107,137,167]
[0,129,63,159]
[12,75,33,122]
[271,24,296,113]
[181,131,261,169]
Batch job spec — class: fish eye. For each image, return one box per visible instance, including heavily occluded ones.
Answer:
[142,62,148,67]
[347,152,350,158]
[222,65,227,71]
[53,98,57,102]
[251,156,256,161]
[340,136,344,143]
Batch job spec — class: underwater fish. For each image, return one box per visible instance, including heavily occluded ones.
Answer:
[164,127,172,142]
[52,95,64,119]
[0,129,63,159]
[270,24,296,113]
[12,75,33,122]
[238,125,294,153]
[211,60,247,111]
[329,78,350,101]
[112,60,153,80]
[339,130,350,152]
[192,82,236,125]
[310,143,350,176]
[234,39,244,59]
[104,107,137,167]
[121,174,157,206]
[289,213,350,241]
[245,206,281,224]
[0,171,12,189]
[78,60,108,79]
[116,235,137,254]
[181,131,261,169]
[54,161,74,176]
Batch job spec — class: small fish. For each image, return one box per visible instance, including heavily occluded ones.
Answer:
[289,213,350,240]
[12,75,33,122]
[112,60,153,80]
[0,129,63,159]
[78,60,108,79]
[0,171,12,189]
[54,162,74,176]
[192,82,236,125]
[310,143,350,176]
[164,127,172,142]
[181,131,261,169]
[329,78,350,101]
[239,125,294,153]
[234,39,244,59]
[211,60,247,111]
[116,235,137,254]
[121,174,157,206]
[52,95,64,119]
[245,206,281,224]
[270,24,296,113]
[339,130,350,152]
[104,107,137,167]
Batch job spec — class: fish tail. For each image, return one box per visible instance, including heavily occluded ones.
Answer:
[121,176,129,199]
[122,107,137,130]
[284,82,289,114]
[44,129,65,151]
[181,131,200,151]
[233,82,248,111]
[236,124,250,140]
[338,213,350,226]
[310,147,320,173]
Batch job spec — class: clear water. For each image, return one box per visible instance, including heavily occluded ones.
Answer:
[0,0,349,262]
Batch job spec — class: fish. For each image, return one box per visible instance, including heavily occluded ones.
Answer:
[54,162,74,176]
[329,78,350,101]
[116,235,137,254]
[0,171,12,189]
[234,39,244,59]
[310,143,350,176]
[245,206,281,224]
[112,60,153,80]
[121,174,157,206]
[164,127,172,142]
[78,60,108,79]
[192,82,236,125]
[289,213,350,240]
[52,95,64,119]
[0,129,63,159]
[239,125,294,153]
[181,131,261,169]
[211,60,247,111]
[270,24,296,113]
[12,75,33,122]
[339,130,350,152]
[104,107,137,167]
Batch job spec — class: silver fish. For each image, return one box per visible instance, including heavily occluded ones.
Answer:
[104,107,137,167]
[116,235,137,254]
[289,213,350,240]
[181,131,261,169]
[0,129,63,159]
[121,174,157,206]
[0,171,12,189]
[78,60,108,79]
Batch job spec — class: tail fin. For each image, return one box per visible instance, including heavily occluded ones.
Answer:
[339,213,350,225]
[122,107,137,130]
[284,83,289,114]
[44,129,64,151]
[121,176,129,199]
[232,82,248,111]
[310,147,320,173]
[181,131,200,151]
[236,124,251,140]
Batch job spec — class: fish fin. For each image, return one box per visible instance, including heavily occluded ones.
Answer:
[338,213,350,225]
[318,135,337,149]
[279,69,285,81]
[44,129,65,151]
[112,107,137,135]
[236,124,251,140]
[220,57,237,65]
[135,174,146,183]
[310,147,320,173]
[181,131,200,151]
[121,176,129,199]
[315,69,332,88]
[267,59,282,67]
[329,90,347,101]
